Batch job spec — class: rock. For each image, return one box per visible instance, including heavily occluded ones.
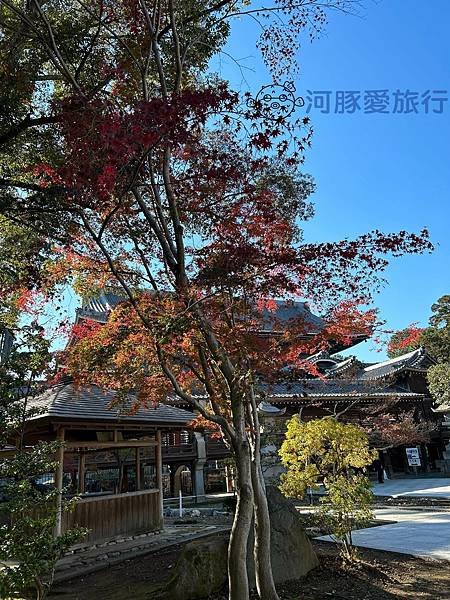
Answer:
[156,536,228,600]
[156,486,317,599]
[247,485,319,585]
[190,509,201,517]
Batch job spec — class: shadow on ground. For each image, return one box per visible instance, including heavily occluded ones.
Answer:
[49,540,450,600]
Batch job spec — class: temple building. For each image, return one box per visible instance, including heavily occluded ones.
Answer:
[4,292,448,544]
[72,292,449,478]
[260,347,447,477]
[3,290,449,547]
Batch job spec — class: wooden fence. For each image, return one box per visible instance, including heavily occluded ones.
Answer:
[62,488,162,543]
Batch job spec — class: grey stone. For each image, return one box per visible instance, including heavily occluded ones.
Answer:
[247,485,319,585]
[156,536,228,600]
[156,486,318,598]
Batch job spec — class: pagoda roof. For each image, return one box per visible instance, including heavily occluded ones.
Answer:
[78,294,326,333]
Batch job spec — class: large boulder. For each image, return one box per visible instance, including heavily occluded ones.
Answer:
[156,485,318,599]
[156,536,228,600]
[247,485,318,585]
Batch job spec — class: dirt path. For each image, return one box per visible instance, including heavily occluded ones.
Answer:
[49,540,450,600]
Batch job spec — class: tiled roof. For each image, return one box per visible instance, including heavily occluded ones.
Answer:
[259,301,325,333]
[264,380,423,401]
[358,347,435,381]
[327,356,360,377]
[83,292,123,313]
[27,383,196,426]
[305,350,337,365]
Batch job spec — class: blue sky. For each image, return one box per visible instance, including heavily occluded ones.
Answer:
[212,0,450,361]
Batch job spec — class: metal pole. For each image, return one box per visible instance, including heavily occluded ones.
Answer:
[55,427,65,537]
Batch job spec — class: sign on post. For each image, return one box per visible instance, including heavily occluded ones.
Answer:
[406,447,421,467]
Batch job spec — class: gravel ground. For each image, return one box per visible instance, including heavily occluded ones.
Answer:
[49,539,450,600]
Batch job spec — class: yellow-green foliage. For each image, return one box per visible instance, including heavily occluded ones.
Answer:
[279,416,377,498]
[279,417,377,559]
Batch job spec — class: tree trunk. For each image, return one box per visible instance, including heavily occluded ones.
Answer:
[248,384,280,600]
[251,453,280,600]
[228,443,254,600]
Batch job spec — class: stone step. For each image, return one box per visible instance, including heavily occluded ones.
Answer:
[54,525,231,583]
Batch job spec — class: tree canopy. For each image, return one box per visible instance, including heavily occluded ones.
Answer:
[388,295,450,407]
[0,2,435,599]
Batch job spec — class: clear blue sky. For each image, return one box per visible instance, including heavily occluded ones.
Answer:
[213,0,450,361]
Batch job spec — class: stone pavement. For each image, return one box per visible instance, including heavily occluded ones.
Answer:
[318,508,450,560]
[55,522,231,583]
[372,478,450,499]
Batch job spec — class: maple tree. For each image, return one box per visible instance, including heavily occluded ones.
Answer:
[365,412,433,450]
[0,2,434,599]
[388,295,450,408]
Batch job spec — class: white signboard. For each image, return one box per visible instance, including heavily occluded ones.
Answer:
[406,447,421,467]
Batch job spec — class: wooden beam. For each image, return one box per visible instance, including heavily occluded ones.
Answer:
[135,447,141,491]
[52,421,181,431]
[64,440,157,450]
[155,430,163,524]
[78,452,86,494]
[55,427,65,537]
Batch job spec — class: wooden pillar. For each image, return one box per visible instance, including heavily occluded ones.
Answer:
[135,447,141,491]
[155,430,163,524]
[55,427,65,537]
[78,452,86,494]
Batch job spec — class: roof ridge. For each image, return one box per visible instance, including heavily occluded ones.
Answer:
[363,347,423,372]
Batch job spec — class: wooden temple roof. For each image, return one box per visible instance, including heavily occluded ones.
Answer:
[26,383,196,427]
[358,347,436,381]
[264,380,424,404]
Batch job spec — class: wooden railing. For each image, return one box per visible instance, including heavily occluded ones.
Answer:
[62,489,162,543]
[162,443,196,457]
[205,436,229,458]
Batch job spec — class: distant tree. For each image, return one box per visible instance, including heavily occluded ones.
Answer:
[422,295,450,363]
[428,363,450,408]
[387,325,424,358]
[388,295,450,407]
[388,296,450,361]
